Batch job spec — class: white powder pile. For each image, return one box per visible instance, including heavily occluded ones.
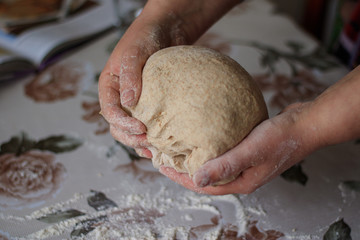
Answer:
[85,187,247,239]
[0,193,84,222]
[14,186,247,239]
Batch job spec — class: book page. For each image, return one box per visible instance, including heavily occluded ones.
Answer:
[0,0,116,66]
[0,48,34,81]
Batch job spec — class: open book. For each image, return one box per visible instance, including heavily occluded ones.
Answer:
[0,0,118,82]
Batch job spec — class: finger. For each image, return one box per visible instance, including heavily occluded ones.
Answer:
[135,147,153,158]
[238,166,272,192]
[110,125,150,148]
[116,46,150,108]
[222,165,281,195]
[192,145,252,188]
[240,152,298,191]
[159,166,245,195]
[98,72,146,134]
[159,167,210,194]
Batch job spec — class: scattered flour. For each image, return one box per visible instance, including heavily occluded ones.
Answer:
[338,182,357,205]
[0,193,84,222]
[5,187,247,239]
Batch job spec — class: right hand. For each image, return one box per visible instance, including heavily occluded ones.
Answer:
[98,0,240,158]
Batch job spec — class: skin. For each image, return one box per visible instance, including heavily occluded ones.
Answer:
[99,0,360,195]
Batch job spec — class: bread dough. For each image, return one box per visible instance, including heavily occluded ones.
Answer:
[126,46,268,183]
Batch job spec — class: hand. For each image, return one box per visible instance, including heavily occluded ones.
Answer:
[98,3,189,158]
[98,0,240,157]
[160,103,317,195]
[161,66,360,195]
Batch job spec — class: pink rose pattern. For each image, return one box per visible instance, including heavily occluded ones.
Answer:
[253,70,327,109]
[114,158,163,184]
[190,218,284,240]
[0,151,66,208]
[0,133,82,209]
[25,62,86,102]
[81,100,109,135]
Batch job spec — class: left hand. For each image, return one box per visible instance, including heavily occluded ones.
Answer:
[160,103,317,195]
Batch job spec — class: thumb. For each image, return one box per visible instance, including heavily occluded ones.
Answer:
[192,148,249,187]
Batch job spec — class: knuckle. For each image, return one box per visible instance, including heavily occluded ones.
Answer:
[118,117,140,133]
[120,47,142,74]
[110,125,130,146]
[218,158,234,179]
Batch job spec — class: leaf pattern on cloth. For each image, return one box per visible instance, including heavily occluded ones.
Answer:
[342,181,360,192]
[25,62,88,102]
[106,141,140,160]
[0,132,82,156]
[281,163,308,186]
[37,209,85,223]
[87,190,118,211]
[70,215,108,239]
[323,219,352,240]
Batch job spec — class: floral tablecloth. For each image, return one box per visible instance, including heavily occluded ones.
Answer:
[0,0,359,239]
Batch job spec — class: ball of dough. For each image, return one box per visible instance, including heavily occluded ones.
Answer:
[126,45,268,182]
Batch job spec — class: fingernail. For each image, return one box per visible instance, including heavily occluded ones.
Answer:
[193,169,210,187]
[136,148,152,159]
[121,90,135,107]
[143,148,153,158]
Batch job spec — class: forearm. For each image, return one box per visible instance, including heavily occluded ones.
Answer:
[142,0,242,43]
[300,66,360,150]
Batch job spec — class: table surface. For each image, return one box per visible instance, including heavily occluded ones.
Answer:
[0,0,359,239]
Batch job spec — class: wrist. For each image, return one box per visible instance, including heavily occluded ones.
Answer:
[143,0,241,43]
[299,67,360,148]
[281,102,323,159]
